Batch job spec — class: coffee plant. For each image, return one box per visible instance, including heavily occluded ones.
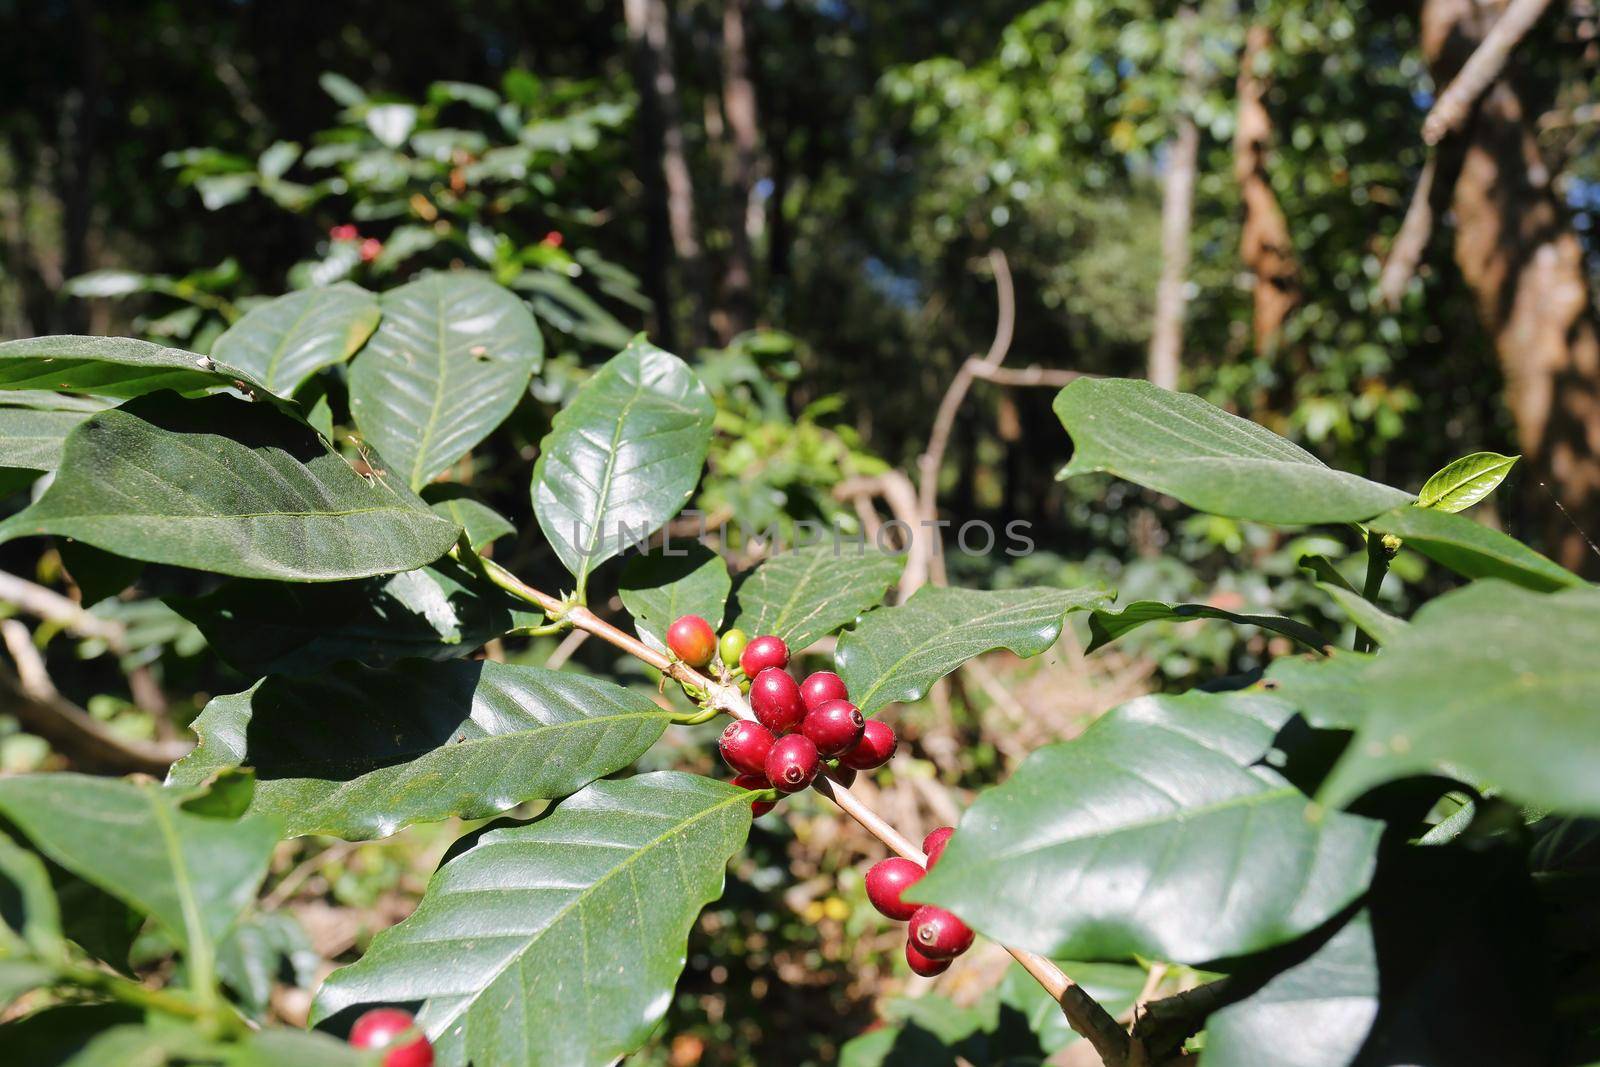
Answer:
[0,272,1595,1066]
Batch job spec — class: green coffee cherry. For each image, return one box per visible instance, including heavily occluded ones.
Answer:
[719,627,749,668]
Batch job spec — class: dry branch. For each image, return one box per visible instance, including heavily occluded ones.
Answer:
[1422,0,1554,144]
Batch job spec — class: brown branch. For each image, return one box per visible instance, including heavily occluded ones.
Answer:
[1422,0,1554,144]
[475,557,1137,1063]
[1378,154,1438,309]
[832,470,928,594]
[0,568,126,650]
[970,363,1082,388]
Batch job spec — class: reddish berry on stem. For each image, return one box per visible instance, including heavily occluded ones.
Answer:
[349,1008,434,1067]
[733,772,776,816]
[740,635,789,677]
[719,721,775,777]
[666,615,717,668]
[750,668,806,733]
[802,699,865,757]
[765,734,820,793]
[865,857,924,921]
[800,670,849,711]
[922,826,954,868]
[908,905,974,960]
[840,718,897,770]
[905,938,951,977]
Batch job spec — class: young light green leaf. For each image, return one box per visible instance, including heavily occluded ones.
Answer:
[422,485,515,550]
[211,284,380,398]
[313,772,751,1067]
[1054,378,1413,524]
[836,586,1108,714]
[168,661,679,839]
[349,272,543,491]
[729,544,904,653]
[0,774,279,982]
[0,335,267,398]
[913,692,1380,964]
[1366,505,1584,592]
[619,545,731,654]
[171,558,536,677]
[1417,451,1518,513]
[532,338,714,593]
[1314,582,1407,646]
[0,393,460,581]
[1319,581,1600,813]
[1086,600,1330,654]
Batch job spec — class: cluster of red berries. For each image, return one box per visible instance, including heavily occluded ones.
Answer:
[349,1008,432,1066]
[865,827,974,976]
[665,616,898,814]
[328,223,384,262]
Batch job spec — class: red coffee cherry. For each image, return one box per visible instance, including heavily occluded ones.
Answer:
[802,699,865,757]
[922,826,954,868]
[764,734,820,793]
[908,905,974,960]
[666,615,717,668]
[739,634,789,677]
[839,718,897,770]
[905,938,951,977]
[750,668,806,734]
[349,1008,434,1067]
[865,857,924,921]
[800,670,849,711]
[732,772,776,817]
[719,720,775,777]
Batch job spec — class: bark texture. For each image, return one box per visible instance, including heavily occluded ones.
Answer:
[1234,25,1301,357]
[718,0,760,342]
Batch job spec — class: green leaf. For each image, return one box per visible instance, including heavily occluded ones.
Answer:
[0,829,63,959]
[349,272,543,491]
[1313,582,1406,647]
[0,960,54,1011]
[1366,505,1585,592]
[836,586,1108,714]
[0,336,267,399]
[168,660,678,839]
[996,960,1144,1054]
[0,393,460,581]
[0,406,96,472]
[619,545,731,654]
[728,544,904,654]
[421,485,515,551]
[1416,451,1518,512]
[1086,600,1330,654]
[57,540,143,607]
[215,911,318,1018]
[1054,378,1413,524]
[913,692,1380,964]
[1261,651,1375,730]
[211,284,380,398]
[171,558,535,676]
[532,337,714,594]
[0,774,279,985]
[314,772,751,1067]
[1319,581,1600,813]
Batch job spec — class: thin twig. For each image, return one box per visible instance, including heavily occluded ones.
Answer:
[544,629,590,671]
[1378,154,1437,309]
[1422,0,1554,144]
[0,568,126,650]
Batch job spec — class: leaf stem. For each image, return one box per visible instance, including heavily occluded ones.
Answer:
[54,958,248,1037]
[1355,529,1390,653]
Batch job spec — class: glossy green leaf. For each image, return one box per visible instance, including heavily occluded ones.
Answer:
[0,393,460,581]
[1416,451,1518,513]
[729,544,903,654]
[1261,651,1375,730]
[349,272,543,490]
[422,485,515,550]
[314,772,751,1067]
[0,336,267,398]
[1366,505,1585,592]
[620,545,731,654]
[0,407,96,472]
[1314,582,1406,647]
[532,337,714,593]
[0,773,278,986]
[171,558,535,676]
[836,586,1108,714]
[211,284,380,398]
[169,660,677,839]
[1054,378,1413,524]
[1086,600,1330,654]
[914,692,1381,964]
[1320,581,1600,813]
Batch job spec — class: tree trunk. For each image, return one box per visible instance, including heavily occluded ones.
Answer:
[717,0,760,344]
[1234,25,1301,358]
[1148,8,1201,390]
[623,0,706,351]
[1423,0,1600,575]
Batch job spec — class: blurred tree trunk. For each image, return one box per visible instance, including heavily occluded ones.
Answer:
[1149,6,1200,390]
[624,0,706,351]
[717,0,760,343]
[1423,0,1600,575]
[1234,25,1301,359]
[58,0,101,334]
